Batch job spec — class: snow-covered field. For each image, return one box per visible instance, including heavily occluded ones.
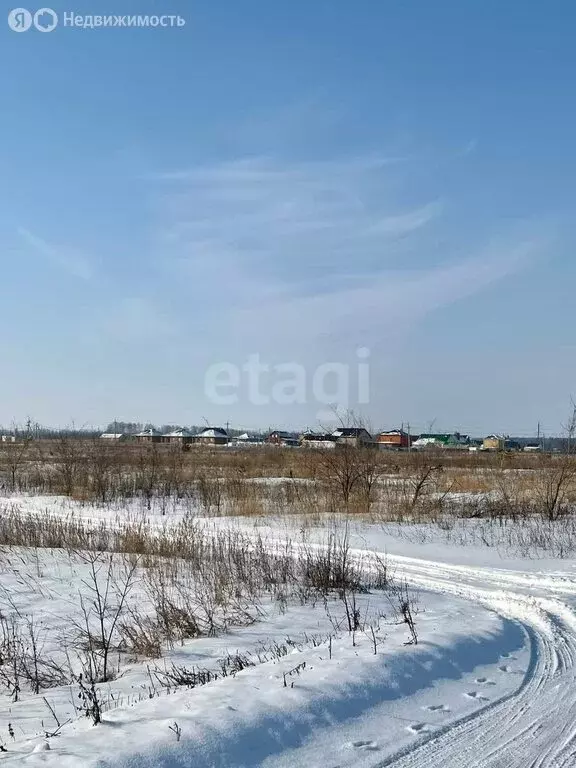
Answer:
[1,494,576,767]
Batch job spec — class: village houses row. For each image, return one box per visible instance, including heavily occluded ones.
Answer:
[99,427,541,452]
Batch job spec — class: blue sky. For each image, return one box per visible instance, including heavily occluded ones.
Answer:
[1,0,575,435]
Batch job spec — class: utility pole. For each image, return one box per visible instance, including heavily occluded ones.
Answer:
[407,422,412,452]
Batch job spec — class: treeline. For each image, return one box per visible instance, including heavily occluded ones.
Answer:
[0,421,255,439]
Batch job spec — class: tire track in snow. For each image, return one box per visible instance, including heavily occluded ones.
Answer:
[366,553,576,768]
[165,529,576,767]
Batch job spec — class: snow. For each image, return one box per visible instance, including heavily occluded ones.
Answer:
[134,429,161,437]
[2,495,576,766]
[0,550,526,767]
[163,428,194,438]
[194,428,228,438]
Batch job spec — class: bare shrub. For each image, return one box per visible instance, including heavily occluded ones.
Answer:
[404,455,443,514]
[119,611,163,659]
[301,529,362,594]
[152,662,218,689]
[86,438,119,503]
[0,614,22,700]
[0,609,70,697]
[76,670,103,725]
[70,551,140,682]
[53,434,82,497]
[315,446,365,510]
[533,457,576,521]
[0,425,34,492]
[391,580,418,645]
[136,445,161,511]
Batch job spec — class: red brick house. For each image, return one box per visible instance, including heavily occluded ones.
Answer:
[377,429,411,450]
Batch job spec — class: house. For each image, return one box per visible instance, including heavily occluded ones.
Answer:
[300,432,337,449]
[135,428,162,444]
[266,430,300,447]
[192,427,229,446]
[377,429,411,450]
[234,432,265,445]
[99,432,126,441]
[482,435,505,452]
[162,427,195,446]
[412,433,470,450]
[331,427,373,449]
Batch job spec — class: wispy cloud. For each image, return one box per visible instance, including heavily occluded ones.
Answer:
[368,201,443,236]
[213,236,543,360]
[145,153,546,371]
[17,227,94,281]
[150,153,400,184]
[153,155,441,293]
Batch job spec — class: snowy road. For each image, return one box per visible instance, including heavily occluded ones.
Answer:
[371,552,576,768]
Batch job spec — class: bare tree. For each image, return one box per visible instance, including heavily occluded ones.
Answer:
[53,433,81,496]
[1,420,34,491]
[316,445,365,508]
[562,398,576,454]
[534,456,576,521]
[87,438,118,503]
[136,445,160,510]
[71,551,139,682]
[404,453,443,511]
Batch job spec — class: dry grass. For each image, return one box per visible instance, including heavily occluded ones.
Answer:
[2,439,576,550]
[0,507,402,720]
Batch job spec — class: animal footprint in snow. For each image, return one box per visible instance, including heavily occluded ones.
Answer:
[465,691,489,702]
[499,664,511,673]
[408,723,428,734]
[475,677,496,685]
[500,653,516,660]
[426,704,449,712]
[351,740,380,751]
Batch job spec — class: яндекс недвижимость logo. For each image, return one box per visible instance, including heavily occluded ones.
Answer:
[7,9,185,30]
[8,7,58,31]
